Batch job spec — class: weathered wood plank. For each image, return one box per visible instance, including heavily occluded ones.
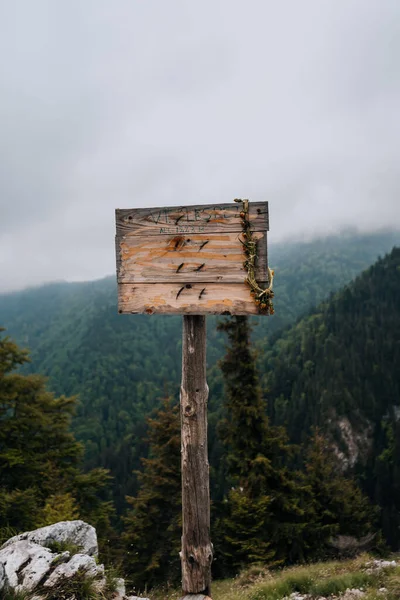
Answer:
[180,316,212,595]
[118,282,265,315]
[116,231,267,284]
[116,201,268,236]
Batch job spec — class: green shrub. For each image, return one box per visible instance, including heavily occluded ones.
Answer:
[0,589,30,600]
[0,526,18,547]
[46,540,83,555]
[39,570,99,600]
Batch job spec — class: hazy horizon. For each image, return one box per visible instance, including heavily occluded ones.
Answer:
[1,225,398,295]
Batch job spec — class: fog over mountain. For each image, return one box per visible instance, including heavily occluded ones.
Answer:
[1,1,399,292]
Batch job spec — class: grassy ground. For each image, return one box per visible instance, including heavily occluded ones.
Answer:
[150,555,400,600]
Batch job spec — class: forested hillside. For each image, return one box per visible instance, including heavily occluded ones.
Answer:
[121,239,400,583]
[1,235,400,589]
[263,247,400,548]
[0,230,398,513]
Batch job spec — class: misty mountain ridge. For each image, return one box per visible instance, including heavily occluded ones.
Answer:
[1,226,399,296]
[0,229,399,515]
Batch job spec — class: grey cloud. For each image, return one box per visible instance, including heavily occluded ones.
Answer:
[0,0,400,291]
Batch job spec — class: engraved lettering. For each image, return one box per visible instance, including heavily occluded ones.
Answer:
[151,210,163,224]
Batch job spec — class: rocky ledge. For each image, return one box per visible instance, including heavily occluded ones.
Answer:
[0,520,149,600]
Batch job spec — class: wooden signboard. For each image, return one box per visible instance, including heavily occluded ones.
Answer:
[115,201,270,315]
[115,199,273,598]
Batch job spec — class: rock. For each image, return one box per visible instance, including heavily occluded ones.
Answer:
[126,597,150,600]
[378,560,397,568]
[0,520,98,557]
[43,553,104,587]
[365,559,397,569]
[364,558,398,575]
[0,520,130,599]
[0,560,7,592]
[0,540,56,591]
[114,577,126,597]
[342,588,365,599]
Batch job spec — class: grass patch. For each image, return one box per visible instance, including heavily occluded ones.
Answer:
[0,526,18,547]
[310,571,375,597]
[46,540,83,555]
[250,578,294,600]
[33,567,107,600]
[103,566,120,597]
[129,556,400,600]
[236,564,273,588]
[248,556,392,600]
[385,568,400,600]
[0,589,30,600]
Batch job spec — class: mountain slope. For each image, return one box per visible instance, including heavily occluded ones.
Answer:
[263,247,400,547]
[0,229,398,512]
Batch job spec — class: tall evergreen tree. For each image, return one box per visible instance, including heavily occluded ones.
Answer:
[0,329,114,543]
[122,397,181,591]
[215,317,306,573]
[301,429,377,558]
[373,420,400,549]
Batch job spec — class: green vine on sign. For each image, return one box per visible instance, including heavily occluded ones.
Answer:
[234,198,274,315]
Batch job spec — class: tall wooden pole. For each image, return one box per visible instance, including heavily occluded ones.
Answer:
[180,315,213,598]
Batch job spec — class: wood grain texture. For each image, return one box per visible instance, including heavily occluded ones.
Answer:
[118,282,265,315]
[117,231,267,284]
[116,201,268,236]
[180,316,212,595]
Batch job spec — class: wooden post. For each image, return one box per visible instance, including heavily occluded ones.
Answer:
[115,200,271,598]
[180,315,213,598]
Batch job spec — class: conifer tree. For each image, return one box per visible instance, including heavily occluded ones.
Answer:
[122,397,181,591]
[301,429,378,557]
[374,421,400,549]
[0,329,114,540]
[215,317,306,572]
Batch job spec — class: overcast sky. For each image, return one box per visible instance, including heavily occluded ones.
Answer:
[0,0,399,292]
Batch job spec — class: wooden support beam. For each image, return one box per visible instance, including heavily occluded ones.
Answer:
[180,316,213,596]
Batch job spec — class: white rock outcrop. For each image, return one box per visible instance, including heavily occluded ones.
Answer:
[43,553,103,587]
[0,520,126,598]
[0,540,55,591]
[0,520,152,599]
[1,520,98,557]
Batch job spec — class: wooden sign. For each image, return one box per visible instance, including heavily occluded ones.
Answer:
[115,201,270,315]
[115,199,273,596]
